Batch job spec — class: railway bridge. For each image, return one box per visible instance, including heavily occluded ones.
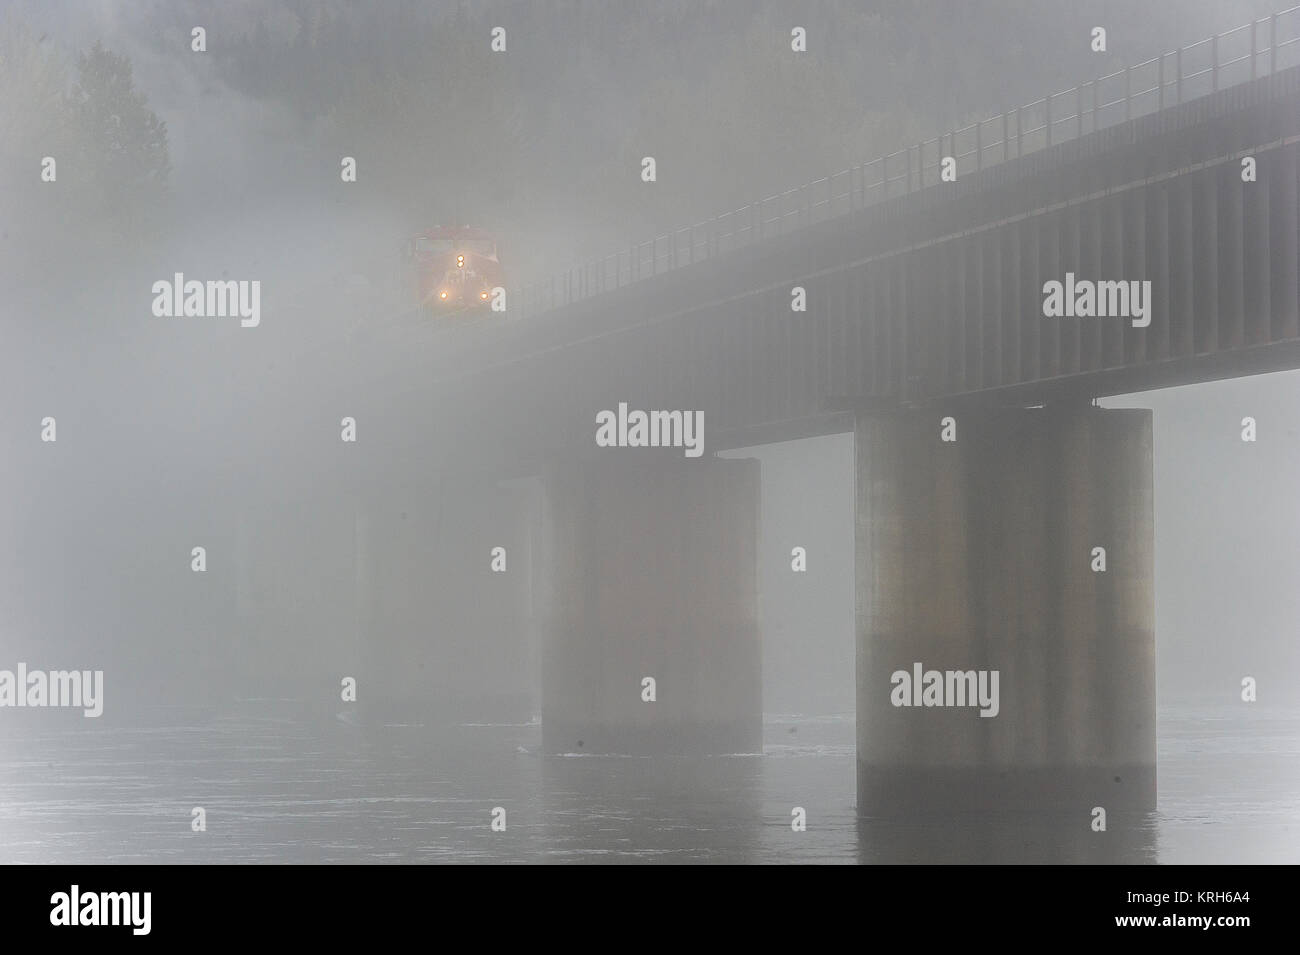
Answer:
[236,16,1300,812]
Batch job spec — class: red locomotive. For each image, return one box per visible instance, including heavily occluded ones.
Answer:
[405,226,503,314]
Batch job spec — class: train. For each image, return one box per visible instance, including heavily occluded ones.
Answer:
[405,226,504,315]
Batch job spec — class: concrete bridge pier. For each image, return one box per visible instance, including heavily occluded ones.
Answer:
[352,477,537,725]
[538,456,762,755]
[230,493,358,706]
[855,405,1155,813]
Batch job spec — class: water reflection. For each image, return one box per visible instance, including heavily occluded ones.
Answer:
[0,705,1295,864]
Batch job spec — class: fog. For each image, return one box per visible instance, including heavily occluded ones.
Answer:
[1,0,1298,866]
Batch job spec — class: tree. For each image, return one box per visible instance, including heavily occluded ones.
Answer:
[67,40,170,228]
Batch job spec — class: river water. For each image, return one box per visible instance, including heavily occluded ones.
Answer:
[1,704,1296,864]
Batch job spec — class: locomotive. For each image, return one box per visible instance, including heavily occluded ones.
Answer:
[405,226,503,315]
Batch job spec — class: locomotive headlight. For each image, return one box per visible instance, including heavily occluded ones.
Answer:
[456,254,465,268]
[439,290,448,299]
[480,290,489,300]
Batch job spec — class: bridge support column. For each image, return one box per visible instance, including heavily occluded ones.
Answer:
[230,495,357,706]
[855,406,1155,813]
[353,478,537,725]
[539,456,762,755]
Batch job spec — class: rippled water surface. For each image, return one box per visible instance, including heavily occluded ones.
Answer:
[2,704,1296,863]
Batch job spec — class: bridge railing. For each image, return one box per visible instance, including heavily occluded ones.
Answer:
[514,6,1300,322]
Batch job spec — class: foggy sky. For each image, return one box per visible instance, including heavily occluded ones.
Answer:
[2,0,1298,718]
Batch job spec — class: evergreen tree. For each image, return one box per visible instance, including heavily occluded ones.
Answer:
[67,40,170,229]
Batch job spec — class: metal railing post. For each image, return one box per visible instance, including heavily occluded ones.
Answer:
[1125,65,1132,121]
[1212,34,1219,91]
[1002,114,1009,161]
[1045,95,1052,145]
[1252,20,1258,80]
[1159,52,1165,110]
[1076,85,1083,138]
[1177,47,1184,102]
[1271,13,1278,74]
[1016,106,1023,156]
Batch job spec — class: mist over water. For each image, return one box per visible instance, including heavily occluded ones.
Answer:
[2,705,1297,863]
